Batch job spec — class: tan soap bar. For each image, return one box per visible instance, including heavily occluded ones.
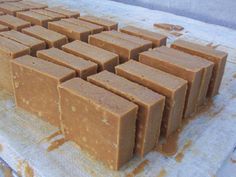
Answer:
[140,47,206,118]
[0,30,46,56]
[58,78,138,170]
[0,36,30,93]
[62,18,104,34]
[22,25,68,48]
[0,3,25,16]
[171,39,228,97]
[0,15,30,31]
[32,9,66,20]
[16,10,53,28]
[48,20,91,42]
[37,48,97,79]
[20,1,48,9]
[62,40,119,72]
[154,46,214,106]
[79,15,118,31]
[120,25,167,47]
[88,71,165,157]
[6,2,31,11]
[89,32,148,63]
[46,7,80,18]
[116,60,187,138]
[11,55,76,126]
[0,11,5,15]
[0,24,8,31]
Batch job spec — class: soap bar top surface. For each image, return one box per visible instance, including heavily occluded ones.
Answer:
[12,55,75,80]
[46,7,80,18]
[0,14,30,29]
[32,9,66,19]
[0,36,30,58]
[17,10,53,21]
[0,30,45,48]
[20,1,48,9]
[60,78,138,116]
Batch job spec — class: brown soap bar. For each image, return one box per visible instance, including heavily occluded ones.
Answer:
[0,11,5,15]
[0,15,30,31]
[0,30,46,56]
[116,60,187,138]
[0,24,8,31]
[140,47,207,118]
[6,2,31,11]
[46,7,80,18]
[22,25,68,48]
[16,10,53,28]
[0,3,25,16]
[19,1,48,9]
[48,20,91,42]
[62,40,119,72]
[62,18,104,34]
[11,55,76,126]
[120,25,167,47]
[154,47,214,106]
[32,9,66,20]
[88,71,165,157]
[171,39,228,97]
[0,36,30,93]
[89,32,148,63]
[79,15,118,31]
[37,48,97,79]
[58,78,138,170]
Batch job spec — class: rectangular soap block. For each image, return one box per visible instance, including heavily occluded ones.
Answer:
[62,18,104,34]
[6,2,32,11]
[120,25,167,47]
[58,78,138,170]
[116,60,187,138]
[48,20,91,42]
[140,47,205,118]
[22,25,68,48]
[20,1,48,9]
[154,46,214,106]
[88,71,165,157]
[62,40,119,72]
[46,7,80,18]
[0,24,8,31]
[0,11,4,15]
[79,15,118,31]
[89,32,148,63]
[0,30,46,56]
[16,10,53,28]
[11,55,76,126]
[32,9,66,20]
[37,48,97,79]
[0,14,31,31]
[0,3,25,16]
[0,36,30,93]
[171,39,228,97]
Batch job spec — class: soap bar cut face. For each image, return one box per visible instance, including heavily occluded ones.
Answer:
[0,15,31,31]
[22,25,68,48]
[62,40,119,72]
[120,25,167,48]
[20,1,48,9]
[11,55,76,127]
[0,24,8,32]
[62,18,104,34]
[16,10,53,28]
[0,3,25,16]
[140,47,206,118]
[88,71,165,157]
[89,32,151,63]
[46,7,80,18]
[0,30,46,56]
[0,36,30,93]
[48,20,91,42]
[58,78,138,170]
[116,60,187,138]
[37,48,98,79]
[171,39,227,97]
[79,15,118,31]
[32,9,66,20]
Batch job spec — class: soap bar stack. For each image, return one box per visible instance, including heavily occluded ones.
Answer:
[0,0,228,171]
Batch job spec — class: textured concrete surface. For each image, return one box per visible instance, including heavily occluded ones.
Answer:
[113,0,236,29]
